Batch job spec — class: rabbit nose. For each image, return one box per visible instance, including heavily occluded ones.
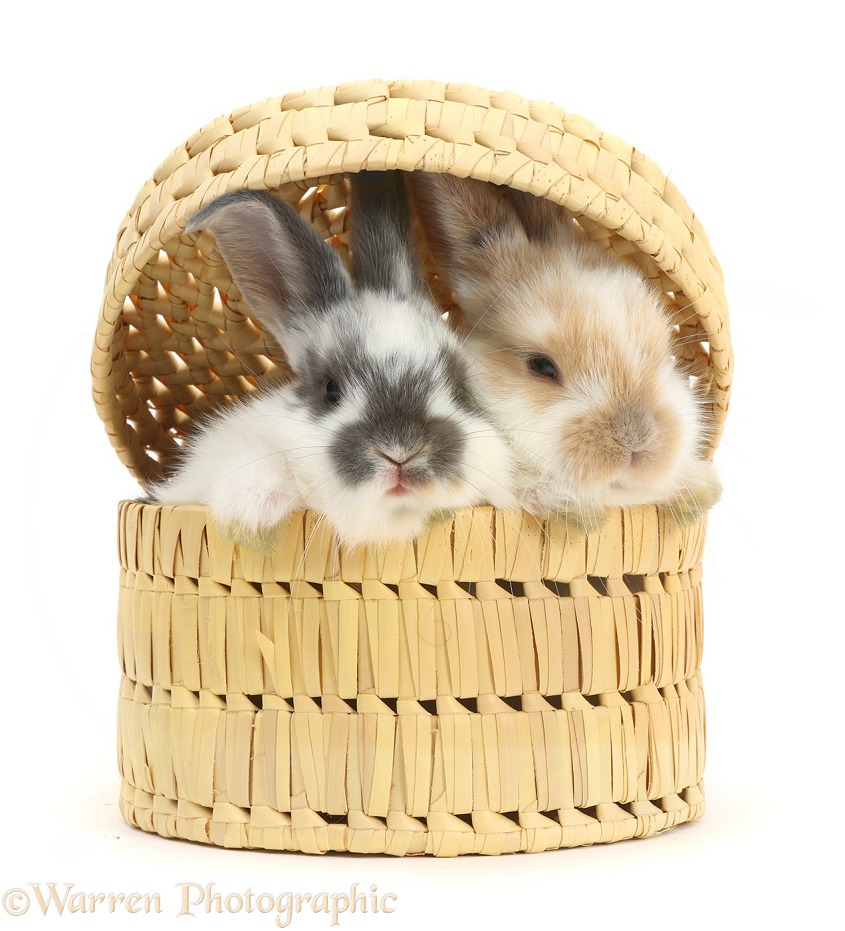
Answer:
[375,445,424,467]
[612,408,657,461]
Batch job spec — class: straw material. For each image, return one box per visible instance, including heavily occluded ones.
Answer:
[95,79,730,855]
[117,502,706,855]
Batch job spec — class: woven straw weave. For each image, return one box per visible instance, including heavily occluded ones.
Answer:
[95,79,730,856]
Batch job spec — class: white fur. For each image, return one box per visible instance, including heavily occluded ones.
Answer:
[151,179,518,547]
[408,172,721,525]
[467,254,714,515]
[152,299,517,547]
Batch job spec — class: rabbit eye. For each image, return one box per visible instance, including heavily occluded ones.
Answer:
[528,355,558,380]
[324,378,342,405]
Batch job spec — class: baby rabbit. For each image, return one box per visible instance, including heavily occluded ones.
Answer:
[407,173,720,530]
[150,172,516,548]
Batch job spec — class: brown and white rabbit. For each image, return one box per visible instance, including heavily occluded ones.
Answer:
[150,172,517,548]
[407,172,720,530]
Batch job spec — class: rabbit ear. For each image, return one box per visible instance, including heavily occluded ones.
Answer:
[406,173,531,321]
[347,170,424,298]
[187,190,352,364]
[505,187,577,244]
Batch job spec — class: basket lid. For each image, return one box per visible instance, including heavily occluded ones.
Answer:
[91,78,732,486]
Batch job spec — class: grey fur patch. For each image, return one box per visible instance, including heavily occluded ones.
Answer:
[441,346,484,417]
[331,391,466,489]
[347,171,424,298]
[291,322,477,488]
[187,190,352,351]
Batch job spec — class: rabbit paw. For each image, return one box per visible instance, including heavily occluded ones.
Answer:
[216,520,284,555]
[211,460,300,552]
[660,461,722,528]
[519,484,609,535]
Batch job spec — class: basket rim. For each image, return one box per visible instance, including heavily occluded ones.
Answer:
[92,77,732,485]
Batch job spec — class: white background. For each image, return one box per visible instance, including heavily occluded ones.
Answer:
[2,1,842,927]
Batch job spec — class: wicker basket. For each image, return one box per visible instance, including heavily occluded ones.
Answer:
[93,79,731,856]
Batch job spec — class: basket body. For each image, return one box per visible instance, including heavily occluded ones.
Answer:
[96,79,730,855]
[118,502,706,855]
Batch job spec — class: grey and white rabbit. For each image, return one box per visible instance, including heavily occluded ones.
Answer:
[150,172,516,547]
[407,173,720,530]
